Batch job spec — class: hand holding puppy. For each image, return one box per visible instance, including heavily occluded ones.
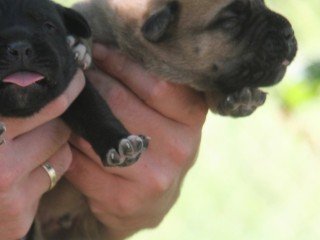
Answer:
[66,44,208,239]
[0,71,85,239]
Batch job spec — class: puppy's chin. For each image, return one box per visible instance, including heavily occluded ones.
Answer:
[0,86,47,117]
[0,75,60,117]
[263,67,287,87]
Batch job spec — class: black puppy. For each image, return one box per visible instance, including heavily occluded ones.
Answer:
[0,0,148,167]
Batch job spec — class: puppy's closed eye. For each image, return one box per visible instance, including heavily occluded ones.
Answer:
[43,21,57,33]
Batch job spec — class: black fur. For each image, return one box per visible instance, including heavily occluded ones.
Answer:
[0,0,148,167]
[211,2,298,94]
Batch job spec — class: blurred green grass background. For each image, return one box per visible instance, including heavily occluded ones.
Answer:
[56,0,320,239]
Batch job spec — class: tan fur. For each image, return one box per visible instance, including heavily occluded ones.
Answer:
[73,0,238,88]
[72,0,263,115]
[35,179,106,240]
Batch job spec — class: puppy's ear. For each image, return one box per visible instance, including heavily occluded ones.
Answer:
[55,4,91,39]
[141,1,180,42]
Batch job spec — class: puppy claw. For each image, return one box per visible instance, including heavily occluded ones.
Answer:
[66,35,76,47]
[105,149,125,166]
[104,135,149,167]
[0,122,6,145]
[119,139,134,156]
[239,87,252,103]
[66,35,92,70]
[83,62,89,70]
[127,135,149,152]
[224,96,236,111]
[219,88,267,117]
[253,90,267,106]
[74,52,79,60]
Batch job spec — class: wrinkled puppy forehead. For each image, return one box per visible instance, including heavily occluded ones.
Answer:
[173,0,267,27]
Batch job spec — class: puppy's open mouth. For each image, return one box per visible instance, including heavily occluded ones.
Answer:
[2,72,45,87]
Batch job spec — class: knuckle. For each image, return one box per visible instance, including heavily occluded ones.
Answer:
[90,198,139,219]
[140,170,176,198]
[113,196,140,217]
[106,85,130,108]
[167,135,194,166]
[149,173,173,194]
[145,80,171,105]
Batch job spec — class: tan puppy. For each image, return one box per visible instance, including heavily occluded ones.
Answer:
[73,0,297,117]
[34,0,298,239]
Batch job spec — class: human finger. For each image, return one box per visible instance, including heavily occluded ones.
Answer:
[75,70,200,174]
[92,44,207,126]
[0,144,72,239]
[86,69,172,133]
[28,143,72,198]
[0,119,71,178]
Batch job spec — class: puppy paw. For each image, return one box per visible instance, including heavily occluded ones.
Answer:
[218,88,267,117]
[66,35,92,70]
[0,122,6,145]
[104,135,150,167]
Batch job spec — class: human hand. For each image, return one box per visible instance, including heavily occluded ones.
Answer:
[66,44,208,239]
[0,70,85,239]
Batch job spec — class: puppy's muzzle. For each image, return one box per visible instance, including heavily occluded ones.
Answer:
[263,27,296,63]
[7,41,33,62]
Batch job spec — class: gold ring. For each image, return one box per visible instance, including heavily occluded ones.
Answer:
[42,162,58,190]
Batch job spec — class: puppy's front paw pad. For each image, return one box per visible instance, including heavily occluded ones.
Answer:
[219,88,267,117]
[104,135,149,167]
[66,35,92,70]
[0,122,6,145]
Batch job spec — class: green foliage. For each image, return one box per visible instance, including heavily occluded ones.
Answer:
[278,61,320,110]
[280,81,319,110]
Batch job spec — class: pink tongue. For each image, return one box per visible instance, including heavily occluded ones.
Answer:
[3,72,44,87]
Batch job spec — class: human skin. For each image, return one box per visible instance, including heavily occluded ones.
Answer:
[0,43,207,239]
[0,70,85,239]
[66,44,208,239]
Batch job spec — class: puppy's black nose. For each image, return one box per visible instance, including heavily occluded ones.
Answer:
[7,41,33,61]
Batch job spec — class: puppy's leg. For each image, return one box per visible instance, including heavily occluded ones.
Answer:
[206,88,267,117]
[61,80,149,167]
